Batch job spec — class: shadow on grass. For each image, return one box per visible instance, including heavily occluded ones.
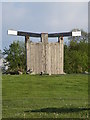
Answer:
[24,107,90,113]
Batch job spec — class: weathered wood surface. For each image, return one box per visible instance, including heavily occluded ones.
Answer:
[28,33,64,75]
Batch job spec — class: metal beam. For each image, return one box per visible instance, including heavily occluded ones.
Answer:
[18,31,41,37]
[48,32,72,37]
[18,31,72,37]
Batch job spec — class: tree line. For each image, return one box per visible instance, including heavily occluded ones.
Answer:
[2,29,88,74]
[64,30,88,73]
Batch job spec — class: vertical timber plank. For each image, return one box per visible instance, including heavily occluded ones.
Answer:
[25,36,30,72]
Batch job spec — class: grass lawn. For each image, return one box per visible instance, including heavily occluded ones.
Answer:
[2,74,89,119]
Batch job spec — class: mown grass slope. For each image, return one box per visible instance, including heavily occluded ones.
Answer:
[2,74,89,118]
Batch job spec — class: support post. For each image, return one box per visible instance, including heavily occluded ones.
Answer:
[58,36,64,74]
[25,36,30,72]
[41,33,48,74]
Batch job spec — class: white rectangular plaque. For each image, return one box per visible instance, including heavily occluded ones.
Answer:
[72,31,81,36]
[8,30,17,35]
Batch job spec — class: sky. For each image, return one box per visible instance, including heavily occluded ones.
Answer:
[1,2,88,50]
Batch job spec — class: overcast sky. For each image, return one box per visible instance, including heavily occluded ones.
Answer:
[1,2,88,50]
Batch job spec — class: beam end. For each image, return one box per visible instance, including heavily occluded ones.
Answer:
[8,30,17,36]
[72,31,81,37]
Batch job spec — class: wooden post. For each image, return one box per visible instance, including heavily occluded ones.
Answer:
[25,36,30,72]
[61,37,64,74]
[41,33,48,74]
[58,36,64,74]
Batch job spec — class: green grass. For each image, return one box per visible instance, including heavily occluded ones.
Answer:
[2,74,89,118]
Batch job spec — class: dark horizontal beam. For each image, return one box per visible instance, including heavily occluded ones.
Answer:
[18,31,41,37]
[17,31,72,37]
[48,32,72,37]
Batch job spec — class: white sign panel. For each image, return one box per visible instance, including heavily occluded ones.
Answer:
[72,31,81,36]
[8,30,17,35]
